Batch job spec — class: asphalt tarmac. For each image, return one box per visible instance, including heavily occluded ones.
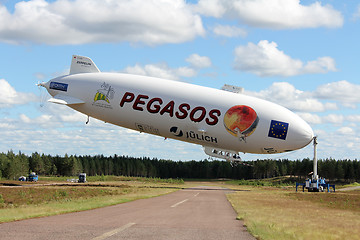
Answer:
[0,186,254,240]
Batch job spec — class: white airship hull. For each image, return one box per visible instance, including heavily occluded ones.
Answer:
[43,55,314,158]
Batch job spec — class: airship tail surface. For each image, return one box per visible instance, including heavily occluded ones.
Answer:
[41,55,314,158]
[70,55,100,75]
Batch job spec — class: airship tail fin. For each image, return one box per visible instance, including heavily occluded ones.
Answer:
[70,55,100,75]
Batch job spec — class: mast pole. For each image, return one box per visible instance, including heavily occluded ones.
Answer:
[313,136,318,180]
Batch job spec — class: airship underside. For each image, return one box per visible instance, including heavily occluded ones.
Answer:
[40,55,314,161]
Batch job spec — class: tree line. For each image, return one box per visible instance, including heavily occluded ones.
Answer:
[0,151,359,181]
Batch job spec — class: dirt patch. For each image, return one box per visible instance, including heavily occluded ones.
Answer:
[338,186,360,191]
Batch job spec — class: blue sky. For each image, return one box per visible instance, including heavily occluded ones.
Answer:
[0,0,359,161]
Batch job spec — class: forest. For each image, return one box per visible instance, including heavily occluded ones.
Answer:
[0,151,359,182]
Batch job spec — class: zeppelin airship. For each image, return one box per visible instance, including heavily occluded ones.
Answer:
[39,55,314,162]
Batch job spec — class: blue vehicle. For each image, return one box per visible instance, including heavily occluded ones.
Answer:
[28,172,38,182]
[296,177,335,192]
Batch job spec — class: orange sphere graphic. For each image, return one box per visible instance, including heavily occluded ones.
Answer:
[224,105,259,137]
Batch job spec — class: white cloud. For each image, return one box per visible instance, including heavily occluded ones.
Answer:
[336,127,354,135]
[19,114,31,123]
[175,67,197,78]
[347,115,360,122]
[17,103,89,130]
[297,113,322,125]
[122,64,147,76]
[193,0,343,29]
[323,114,344,124]
[303,57,337,74]
[311,129,360,159]
[212,24,247,38]
[0,79,37,108]
[323,102,338,111]
[0,0,205,45]
[234,40,337,77]
[60,111,87,123]
[123,63,196,81]
[314,80,360,104]
[234,40,302,77]
[244,82,337,112]
[352,4,360,20]
[0,121,16,130]
[22,113,63,129]
[186,54,212,68]
[121,54,212,80]
[190,0,226,18]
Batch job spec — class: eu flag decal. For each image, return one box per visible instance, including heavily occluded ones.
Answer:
[268,120,289,140]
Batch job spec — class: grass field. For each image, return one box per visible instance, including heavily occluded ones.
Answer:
[0,176,184,223]
[227,184,360,240]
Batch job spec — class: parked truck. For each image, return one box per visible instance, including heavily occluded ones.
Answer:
[78,173,86,183]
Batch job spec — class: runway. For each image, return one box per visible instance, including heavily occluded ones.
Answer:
[0,186,254,240]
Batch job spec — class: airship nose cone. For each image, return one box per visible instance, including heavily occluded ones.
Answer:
[287,116,314,151]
